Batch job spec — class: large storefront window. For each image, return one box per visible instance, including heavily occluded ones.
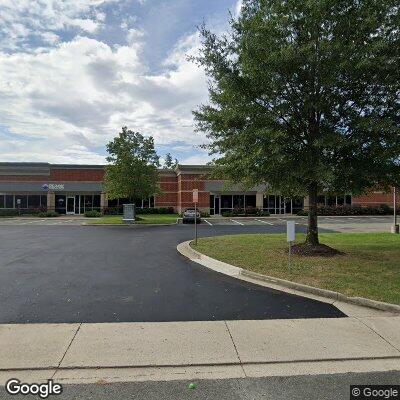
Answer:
[317,195,352,206]
[15,195,27,208]
[211,194,257,214]
[55,195,66,213]
[109,197,155,209]
[221,195,233,213]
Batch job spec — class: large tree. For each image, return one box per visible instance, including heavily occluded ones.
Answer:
[105,127,160,202]
[193,0,400,246]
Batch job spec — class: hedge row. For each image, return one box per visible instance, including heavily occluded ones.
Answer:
[0,207,47,217]
[297,204,394,216]
[222,207,270,217]
[103,206,175,215]
[0,209,59,217]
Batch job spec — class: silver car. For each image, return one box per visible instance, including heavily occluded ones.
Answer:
[182,208,201,224]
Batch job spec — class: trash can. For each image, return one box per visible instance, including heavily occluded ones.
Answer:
[123,204,135,224]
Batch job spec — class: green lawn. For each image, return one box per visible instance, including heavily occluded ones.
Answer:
[192,233,400,305]
[88,214,178,225]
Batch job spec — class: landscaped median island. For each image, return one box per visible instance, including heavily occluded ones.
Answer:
[87,214,179,225]
[191,233,400,305]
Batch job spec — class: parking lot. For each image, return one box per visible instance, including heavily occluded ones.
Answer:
[202,215,394,233]
[0,215,395,232]
[0,224,345,324]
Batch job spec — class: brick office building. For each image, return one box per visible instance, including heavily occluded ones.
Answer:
[0,162,394,215]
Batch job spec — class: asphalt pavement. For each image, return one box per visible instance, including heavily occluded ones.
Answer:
[0,224,345,323]
[1,371,398,400]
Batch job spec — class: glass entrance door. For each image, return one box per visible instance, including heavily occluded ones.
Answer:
[66,196,75,214]
[214,196,220,215]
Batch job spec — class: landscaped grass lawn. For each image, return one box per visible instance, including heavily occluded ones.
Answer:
[192,233,400,305]
[88,214,178,225]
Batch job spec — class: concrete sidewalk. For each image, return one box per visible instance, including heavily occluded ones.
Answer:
[1,317,399,385]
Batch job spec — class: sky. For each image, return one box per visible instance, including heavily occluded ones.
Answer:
[0,0,242,165]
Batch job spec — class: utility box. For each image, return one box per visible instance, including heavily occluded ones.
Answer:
[123,203,135,224]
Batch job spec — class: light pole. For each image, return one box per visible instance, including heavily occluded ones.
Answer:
[392,187,399,234]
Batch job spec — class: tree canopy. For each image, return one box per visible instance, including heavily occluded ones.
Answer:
[105,127,160,202]
[163,153,179,169]
[193,0,400,245]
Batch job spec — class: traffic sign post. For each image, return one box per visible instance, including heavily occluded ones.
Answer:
[193,189,199,245]
[287,221,295,270]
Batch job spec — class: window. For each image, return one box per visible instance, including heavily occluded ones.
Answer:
[93,195,101,210]
[292,197,304,213]
[0,195,4,208]
[245,195,256,208]
[55,195,66,213]
[263,195,279,214]
[221,195,233,212]
[149,196,155,208]
[41,195,47,207]
[84,195,93,211]
[5,195,13,208]
[233,195,244,209]
[345,195,352,205]
[15,195,27,208]
[209,195,214,215]
[337,195,344,206]
[28,195,41,208]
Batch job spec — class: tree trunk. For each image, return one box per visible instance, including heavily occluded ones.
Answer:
[306,183,319,245]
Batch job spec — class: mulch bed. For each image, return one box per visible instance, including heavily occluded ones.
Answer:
[291,243,344,257]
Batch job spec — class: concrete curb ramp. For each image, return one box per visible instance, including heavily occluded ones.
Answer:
[0,318,400,385]
[177,241,400,314]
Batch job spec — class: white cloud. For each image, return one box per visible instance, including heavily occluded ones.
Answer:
[0,0,117,52]
[0,30,209,163]
[181,153,212,165]
[235,0,243,17]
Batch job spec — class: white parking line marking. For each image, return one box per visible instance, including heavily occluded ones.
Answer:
[203,219,213,226]
[255,219,274,225]
[231,219,244,225]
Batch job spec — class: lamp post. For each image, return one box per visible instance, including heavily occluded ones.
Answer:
[392,187,399,234]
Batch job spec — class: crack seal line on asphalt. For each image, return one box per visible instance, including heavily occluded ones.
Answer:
[51,322,83,379]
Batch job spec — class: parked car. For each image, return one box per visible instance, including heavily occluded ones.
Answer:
[182,208,201,224]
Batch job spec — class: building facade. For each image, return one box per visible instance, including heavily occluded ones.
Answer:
[0,162,394,215]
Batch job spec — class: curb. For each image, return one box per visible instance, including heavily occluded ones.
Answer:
[177,241,400,314]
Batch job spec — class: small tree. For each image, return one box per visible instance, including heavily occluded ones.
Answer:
[193,0,400,247]
[105,127,160,203]
[163,153,179,169]
[164,153,173,168]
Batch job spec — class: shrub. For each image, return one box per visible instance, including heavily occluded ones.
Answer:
[257,210,270,217]
[37,211,59,217]
[222,211,233,217]
[0,208,49,217]
[201,211,210,217]
[84,210,102,218]
[0,209,19,217]
[297,204,394,216]
[297,210,308,216]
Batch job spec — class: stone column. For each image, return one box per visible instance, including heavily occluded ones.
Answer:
[256,192,264,209]
[100,192,108,212]
[47,191,55,212]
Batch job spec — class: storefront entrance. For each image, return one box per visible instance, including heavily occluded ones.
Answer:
[66,196,75,214]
